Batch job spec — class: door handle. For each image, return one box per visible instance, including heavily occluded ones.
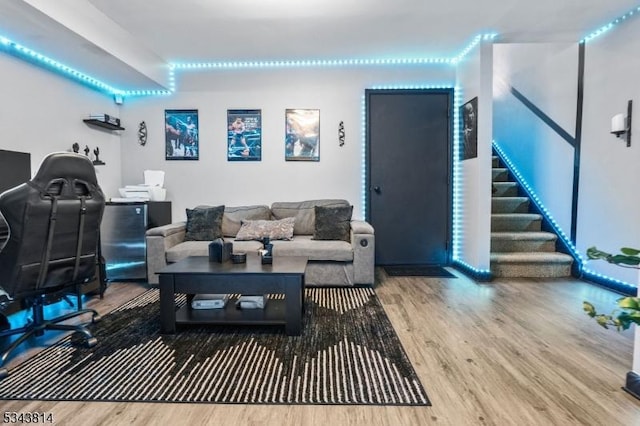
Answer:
[373,186,381,194]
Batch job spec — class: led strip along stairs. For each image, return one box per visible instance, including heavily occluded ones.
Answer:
[490,155,573,278]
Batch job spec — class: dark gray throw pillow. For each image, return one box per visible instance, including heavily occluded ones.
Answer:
[313,205,353,242]
[185,205,225,241]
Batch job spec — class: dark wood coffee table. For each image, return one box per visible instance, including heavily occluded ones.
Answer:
[157,254,308,335]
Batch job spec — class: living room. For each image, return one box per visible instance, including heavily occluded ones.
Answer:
[0,1,639,425]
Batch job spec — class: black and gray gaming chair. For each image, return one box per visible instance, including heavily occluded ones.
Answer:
[0,152,105,378]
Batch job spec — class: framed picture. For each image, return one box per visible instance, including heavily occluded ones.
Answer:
[461,97,478,160]
[165,109,199,160]
[227,109,262,161]
[285,109,320,161]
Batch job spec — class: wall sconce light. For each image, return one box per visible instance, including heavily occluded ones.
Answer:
[611,100,632,147]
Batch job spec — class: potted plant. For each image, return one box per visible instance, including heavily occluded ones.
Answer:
[583,247,640,330]
[583,246,640,400]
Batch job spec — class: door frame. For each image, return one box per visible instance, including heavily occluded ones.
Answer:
[364,88,454,265]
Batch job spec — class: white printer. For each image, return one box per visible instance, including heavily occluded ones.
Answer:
[116,170,167,201]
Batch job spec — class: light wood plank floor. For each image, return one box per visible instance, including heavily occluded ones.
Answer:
[2,270,638,426]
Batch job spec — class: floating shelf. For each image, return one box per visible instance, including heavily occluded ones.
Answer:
[83,119,125,131]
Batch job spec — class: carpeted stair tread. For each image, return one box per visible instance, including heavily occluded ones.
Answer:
[490,252,573,263]
[492,182,518,197]
[492,168,509,181]
[491,231,557,241]
[491,197,530,213]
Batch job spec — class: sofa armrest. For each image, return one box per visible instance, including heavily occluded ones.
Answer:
[350,220,375,284]
[146,222,187,284]
[146,222,187,237]
[350,220,373,235]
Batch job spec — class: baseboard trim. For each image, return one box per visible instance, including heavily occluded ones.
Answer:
[623,371,640,400]
[452,260,492,282]
[580,270,637,297]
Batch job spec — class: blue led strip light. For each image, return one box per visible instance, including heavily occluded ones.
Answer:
[452,87,463,261]
[171,33,498,71]
[582,5,640,43]
[492,141,582,258]
[0,34,123,96]
[0,31,495,99]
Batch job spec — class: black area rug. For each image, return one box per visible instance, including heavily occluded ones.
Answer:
[384,265,457,278]
[0,288,430,406]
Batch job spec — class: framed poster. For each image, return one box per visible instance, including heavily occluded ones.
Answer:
[285,109,320,161]
[227,109,262,161]
[165,109,199,160]
[461,97,477,160]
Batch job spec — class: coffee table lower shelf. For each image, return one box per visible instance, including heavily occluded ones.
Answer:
[175,298,287,327]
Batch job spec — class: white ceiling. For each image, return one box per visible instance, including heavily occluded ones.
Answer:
[0,0,637,91]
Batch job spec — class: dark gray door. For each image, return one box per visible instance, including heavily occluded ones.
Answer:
[366,89,451,265]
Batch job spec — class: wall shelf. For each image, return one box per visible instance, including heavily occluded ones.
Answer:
[83,119,125,131]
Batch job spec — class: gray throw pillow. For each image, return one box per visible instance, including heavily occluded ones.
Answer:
[312,205,353,242]
[184,205,225,241]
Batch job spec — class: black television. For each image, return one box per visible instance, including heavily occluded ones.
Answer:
[0,149,31,194]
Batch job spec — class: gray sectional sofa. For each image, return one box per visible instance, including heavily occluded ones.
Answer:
[145,199,375,286]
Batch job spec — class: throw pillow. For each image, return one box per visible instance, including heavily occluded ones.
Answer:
[313,205,353,242]
[235,217,296,241]
[184,205,225,241]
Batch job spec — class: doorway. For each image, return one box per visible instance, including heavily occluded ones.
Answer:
[366,89,452,266]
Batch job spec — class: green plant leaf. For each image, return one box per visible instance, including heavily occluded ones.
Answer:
[617,297,640,311]
[610,255,640,266]
[583,301,597,317]
[595,315,610,328]
[621,247,640,256]
[586,247,611,260]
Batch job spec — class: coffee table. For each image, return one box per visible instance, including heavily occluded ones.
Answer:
[157,254,308,335]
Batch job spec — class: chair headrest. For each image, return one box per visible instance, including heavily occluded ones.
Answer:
[31,153,98,189]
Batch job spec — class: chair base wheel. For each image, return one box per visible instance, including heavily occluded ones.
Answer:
[0,368,8,380]
[84,337,97,348]
[92,314,102,323]
[0,314,9,331]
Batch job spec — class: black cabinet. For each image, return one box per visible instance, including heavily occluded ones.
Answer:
[101,201,171,281]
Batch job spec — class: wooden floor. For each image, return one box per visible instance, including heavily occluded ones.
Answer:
[2,270,638,426]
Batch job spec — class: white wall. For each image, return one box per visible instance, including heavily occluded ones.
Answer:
[493,42,578,236]
[455,41,493,270]
[119,65,456,221]
[579,20,640,285]
[0,53,122,196]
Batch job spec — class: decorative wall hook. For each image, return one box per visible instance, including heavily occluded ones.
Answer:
[338,121,345,146]
[138,121,148,146]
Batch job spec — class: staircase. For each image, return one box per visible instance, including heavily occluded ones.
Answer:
[490,154,573,278]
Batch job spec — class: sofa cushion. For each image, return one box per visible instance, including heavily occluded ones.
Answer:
[235,217,296,241]
[184,205,224,241]
[166,239,262,263]
[222,205,271,237]
[313,205,353,242]
[271,235,353,261]
[271,199,349,235]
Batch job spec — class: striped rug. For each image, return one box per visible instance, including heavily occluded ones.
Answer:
[0,287,430,405]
